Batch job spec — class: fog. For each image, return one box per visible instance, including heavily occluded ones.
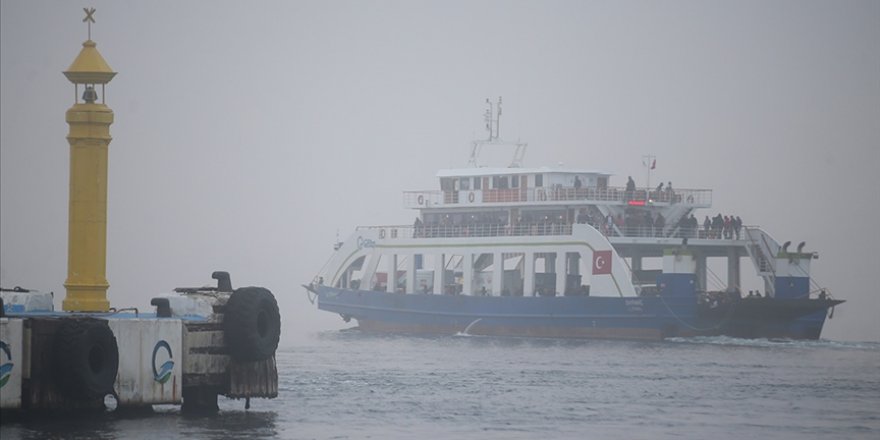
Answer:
[1,1,878,344]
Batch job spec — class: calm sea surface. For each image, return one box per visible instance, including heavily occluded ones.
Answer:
[2,332,879,439]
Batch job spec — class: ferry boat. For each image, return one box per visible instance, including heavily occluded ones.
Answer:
[305,99,843,340]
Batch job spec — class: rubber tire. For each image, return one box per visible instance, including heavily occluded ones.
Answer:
[224,287,281,362]
[53,318,119,399]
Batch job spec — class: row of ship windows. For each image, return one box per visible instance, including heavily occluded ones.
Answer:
[441,174,610,191]
[440,175,537,191]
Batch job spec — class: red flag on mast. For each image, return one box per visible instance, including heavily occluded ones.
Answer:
[650,159,656,170]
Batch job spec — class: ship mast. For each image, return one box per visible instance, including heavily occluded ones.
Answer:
[467,97,527,168]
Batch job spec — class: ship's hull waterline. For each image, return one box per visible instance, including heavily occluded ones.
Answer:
[313,286,839,341]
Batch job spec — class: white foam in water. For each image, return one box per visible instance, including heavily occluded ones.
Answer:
[666,335,880,351]
[458,318,482,336]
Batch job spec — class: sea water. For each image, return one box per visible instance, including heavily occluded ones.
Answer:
[2,333,878,439]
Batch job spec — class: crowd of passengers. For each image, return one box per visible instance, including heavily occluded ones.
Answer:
[703,213,743,239]
[576,210,744,239]
[621,177,692,204]
[412,210,743,239]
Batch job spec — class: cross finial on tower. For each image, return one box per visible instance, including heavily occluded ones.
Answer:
[83,7,96,40]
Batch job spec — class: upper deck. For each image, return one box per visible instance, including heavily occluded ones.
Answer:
[354,223,757,260]
[403,168,712,210]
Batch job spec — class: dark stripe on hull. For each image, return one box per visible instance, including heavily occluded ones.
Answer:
[317,287,697,341]
[695,298,842,340]
[315,287,838,341]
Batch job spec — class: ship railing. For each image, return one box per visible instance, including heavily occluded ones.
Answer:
[357,223,574,239]
[403,186,712,208]
[600,224,696,239]
[602,225,753,240]
[356,223,755,240]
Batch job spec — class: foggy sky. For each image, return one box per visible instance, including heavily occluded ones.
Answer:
[1,0,878,344]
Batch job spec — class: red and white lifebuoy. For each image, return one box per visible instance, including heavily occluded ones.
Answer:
[417,195,424,205]
[379,229,386,239]
[468,192,475,203]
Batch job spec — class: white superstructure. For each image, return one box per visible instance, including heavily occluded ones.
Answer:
[316,99,818,302]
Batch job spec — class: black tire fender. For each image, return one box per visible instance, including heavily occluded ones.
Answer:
[53,318,119,399]
[223,287,281,361]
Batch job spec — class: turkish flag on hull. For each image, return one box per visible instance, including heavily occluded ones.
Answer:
[592,250,612,275]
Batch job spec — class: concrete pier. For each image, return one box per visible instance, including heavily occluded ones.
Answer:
[0,13,279,414]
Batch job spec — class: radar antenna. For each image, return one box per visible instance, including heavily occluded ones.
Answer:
[468,97,527,168]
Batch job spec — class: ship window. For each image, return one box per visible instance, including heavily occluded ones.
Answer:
[460,178,470,190]
[441,178,453,191]
[511,175,520,188]
[493,176,509,189]
[474,177,482,190]
[535,174,543,187]
[597,176,607,189]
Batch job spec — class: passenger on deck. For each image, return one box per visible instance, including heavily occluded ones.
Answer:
[574,176,582,189]
[413,217,423,238]
[712,214,723,239]
[625,176,635,201]
[675,215,687,238]
[640,213,650,236]
[655,212,665,237]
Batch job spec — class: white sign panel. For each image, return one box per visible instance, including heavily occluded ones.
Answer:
[108,318,183,405]
[0,318,24,409]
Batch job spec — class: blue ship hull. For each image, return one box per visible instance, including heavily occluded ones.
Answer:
[314,286,840,340]
[316,286,699,340]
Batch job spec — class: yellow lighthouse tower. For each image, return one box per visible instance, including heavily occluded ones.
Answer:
[62,8,116,311]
